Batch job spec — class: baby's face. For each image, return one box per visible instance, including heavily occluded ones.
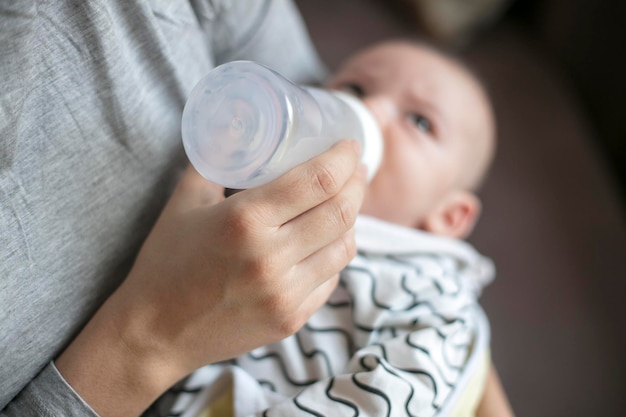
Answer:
[329,42,494,228]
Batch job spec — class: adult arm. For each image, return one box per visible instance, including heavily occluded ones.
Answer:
[52,140,366,417]
[1,141,366,417]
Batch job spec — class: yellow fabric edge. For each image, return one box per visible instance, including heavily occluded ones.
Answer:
[448,350,491,417]
[195,351,490,417]
[195,385,233,417]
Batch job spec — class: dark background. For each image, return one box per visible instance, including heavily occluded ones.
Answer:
[506,0,626,204]
[296,0,626,415]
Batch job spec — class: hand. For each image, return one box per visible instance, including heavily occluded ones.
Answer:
[56,140,367,417]
[120,139,366,370]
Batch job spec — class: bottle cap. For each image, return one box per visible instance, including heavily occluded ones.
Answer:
[181,61,287,189]
[331,91,384,182]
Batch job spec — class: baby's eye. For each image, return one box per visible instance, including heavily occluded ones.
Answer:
[341,83,365,98]
[408,113,432,134]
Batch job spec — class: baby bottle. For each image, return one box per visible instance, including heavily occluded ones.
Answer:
[181,60,383,190]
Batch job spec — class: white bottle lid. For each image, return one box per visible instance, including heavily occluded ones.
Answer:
[181,62,287,189]
[331,90,383,182]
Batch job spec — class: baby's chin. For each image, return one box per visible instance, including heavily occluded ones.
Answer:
[359,199,419,228]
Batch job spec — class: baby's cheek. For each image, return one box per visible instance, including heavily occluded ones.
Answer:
[358,189,377,216]
[359,182,412,226]
[358,186,393,221]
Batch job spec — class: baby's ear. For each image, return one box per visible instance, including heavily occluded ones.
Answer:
[420,190,481,239]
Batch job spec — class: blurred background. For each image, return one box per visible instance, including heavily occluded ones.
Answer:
[295,0,626,415]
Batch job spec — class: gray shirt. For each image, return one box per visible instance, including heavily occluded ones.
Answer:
[0,0,325,415]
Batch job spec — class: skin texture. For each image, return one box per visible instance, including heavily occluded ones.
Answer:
[329,41,496,238]
[56,140,367,417]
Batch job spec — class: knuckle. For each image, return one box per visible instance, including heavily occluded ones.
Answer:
[276,312,306,337]
[223,201,254,235]
[310,163,340,198]
[332,195,358,230]
[246,254,280,280]
[338,230,357,263]
[320,232,356,280]
[262,294,303,336]
[222,200,269,247]
[342,231,357,260]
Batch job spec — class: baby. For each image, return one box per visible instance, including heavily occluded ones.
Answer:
[166,41,500,417]
[334,41,495,238]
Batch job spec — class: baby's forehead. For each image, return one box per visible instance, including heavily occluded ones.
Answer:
[348,43,481,99]
[360,40,430,56]
[343,42,474,87]
[339,42,495,142]
[357,42,495,175]
[345,41,444,66]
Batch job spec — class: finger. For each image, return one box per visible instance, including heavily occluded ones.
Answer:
[279,162,367,264]
[296,273,341,322]
[243,140,361,227]
[166,165,225,214]
[291,228,357,296]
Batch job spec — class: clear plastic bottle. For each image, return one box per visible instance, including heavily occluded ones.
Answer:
[181,60,383,189]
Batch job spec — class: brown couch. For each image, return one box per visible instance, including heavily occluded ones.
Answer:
[295,0,626,415]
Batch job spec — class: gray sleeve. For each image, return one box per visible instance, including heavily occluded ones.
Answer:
[0,3,92,414]
[211,0,329,84]
[0,0,326,415]
[0,363,98,417]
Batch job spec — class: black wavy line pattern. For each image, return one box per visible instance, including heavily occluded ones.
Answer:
[167,386,202,394]
[164,249,482,417]
[304,322,356,356]
[347,265,429,312]
[367,343,441,409]
[351,370,392,417]
[293,392,325,417]
[247,327,340,384]
[406,327,467,376]
[259,379,277,392]
[383,252,464,297]
[325,300,352,308]
[326,377,359,416]
[359,353,442,416]
[345,261,461,337]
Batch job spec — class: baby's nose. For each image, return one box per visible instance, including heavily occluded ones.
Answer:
[362,96,397,129]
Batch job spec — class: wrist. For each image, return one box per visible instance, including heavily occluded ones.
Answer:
[55,289,184,417]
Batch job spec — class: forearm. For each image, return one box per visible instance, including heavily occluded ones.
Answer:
[4,142,363,416]
[55,143,364,416]
[54,286,185,417]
